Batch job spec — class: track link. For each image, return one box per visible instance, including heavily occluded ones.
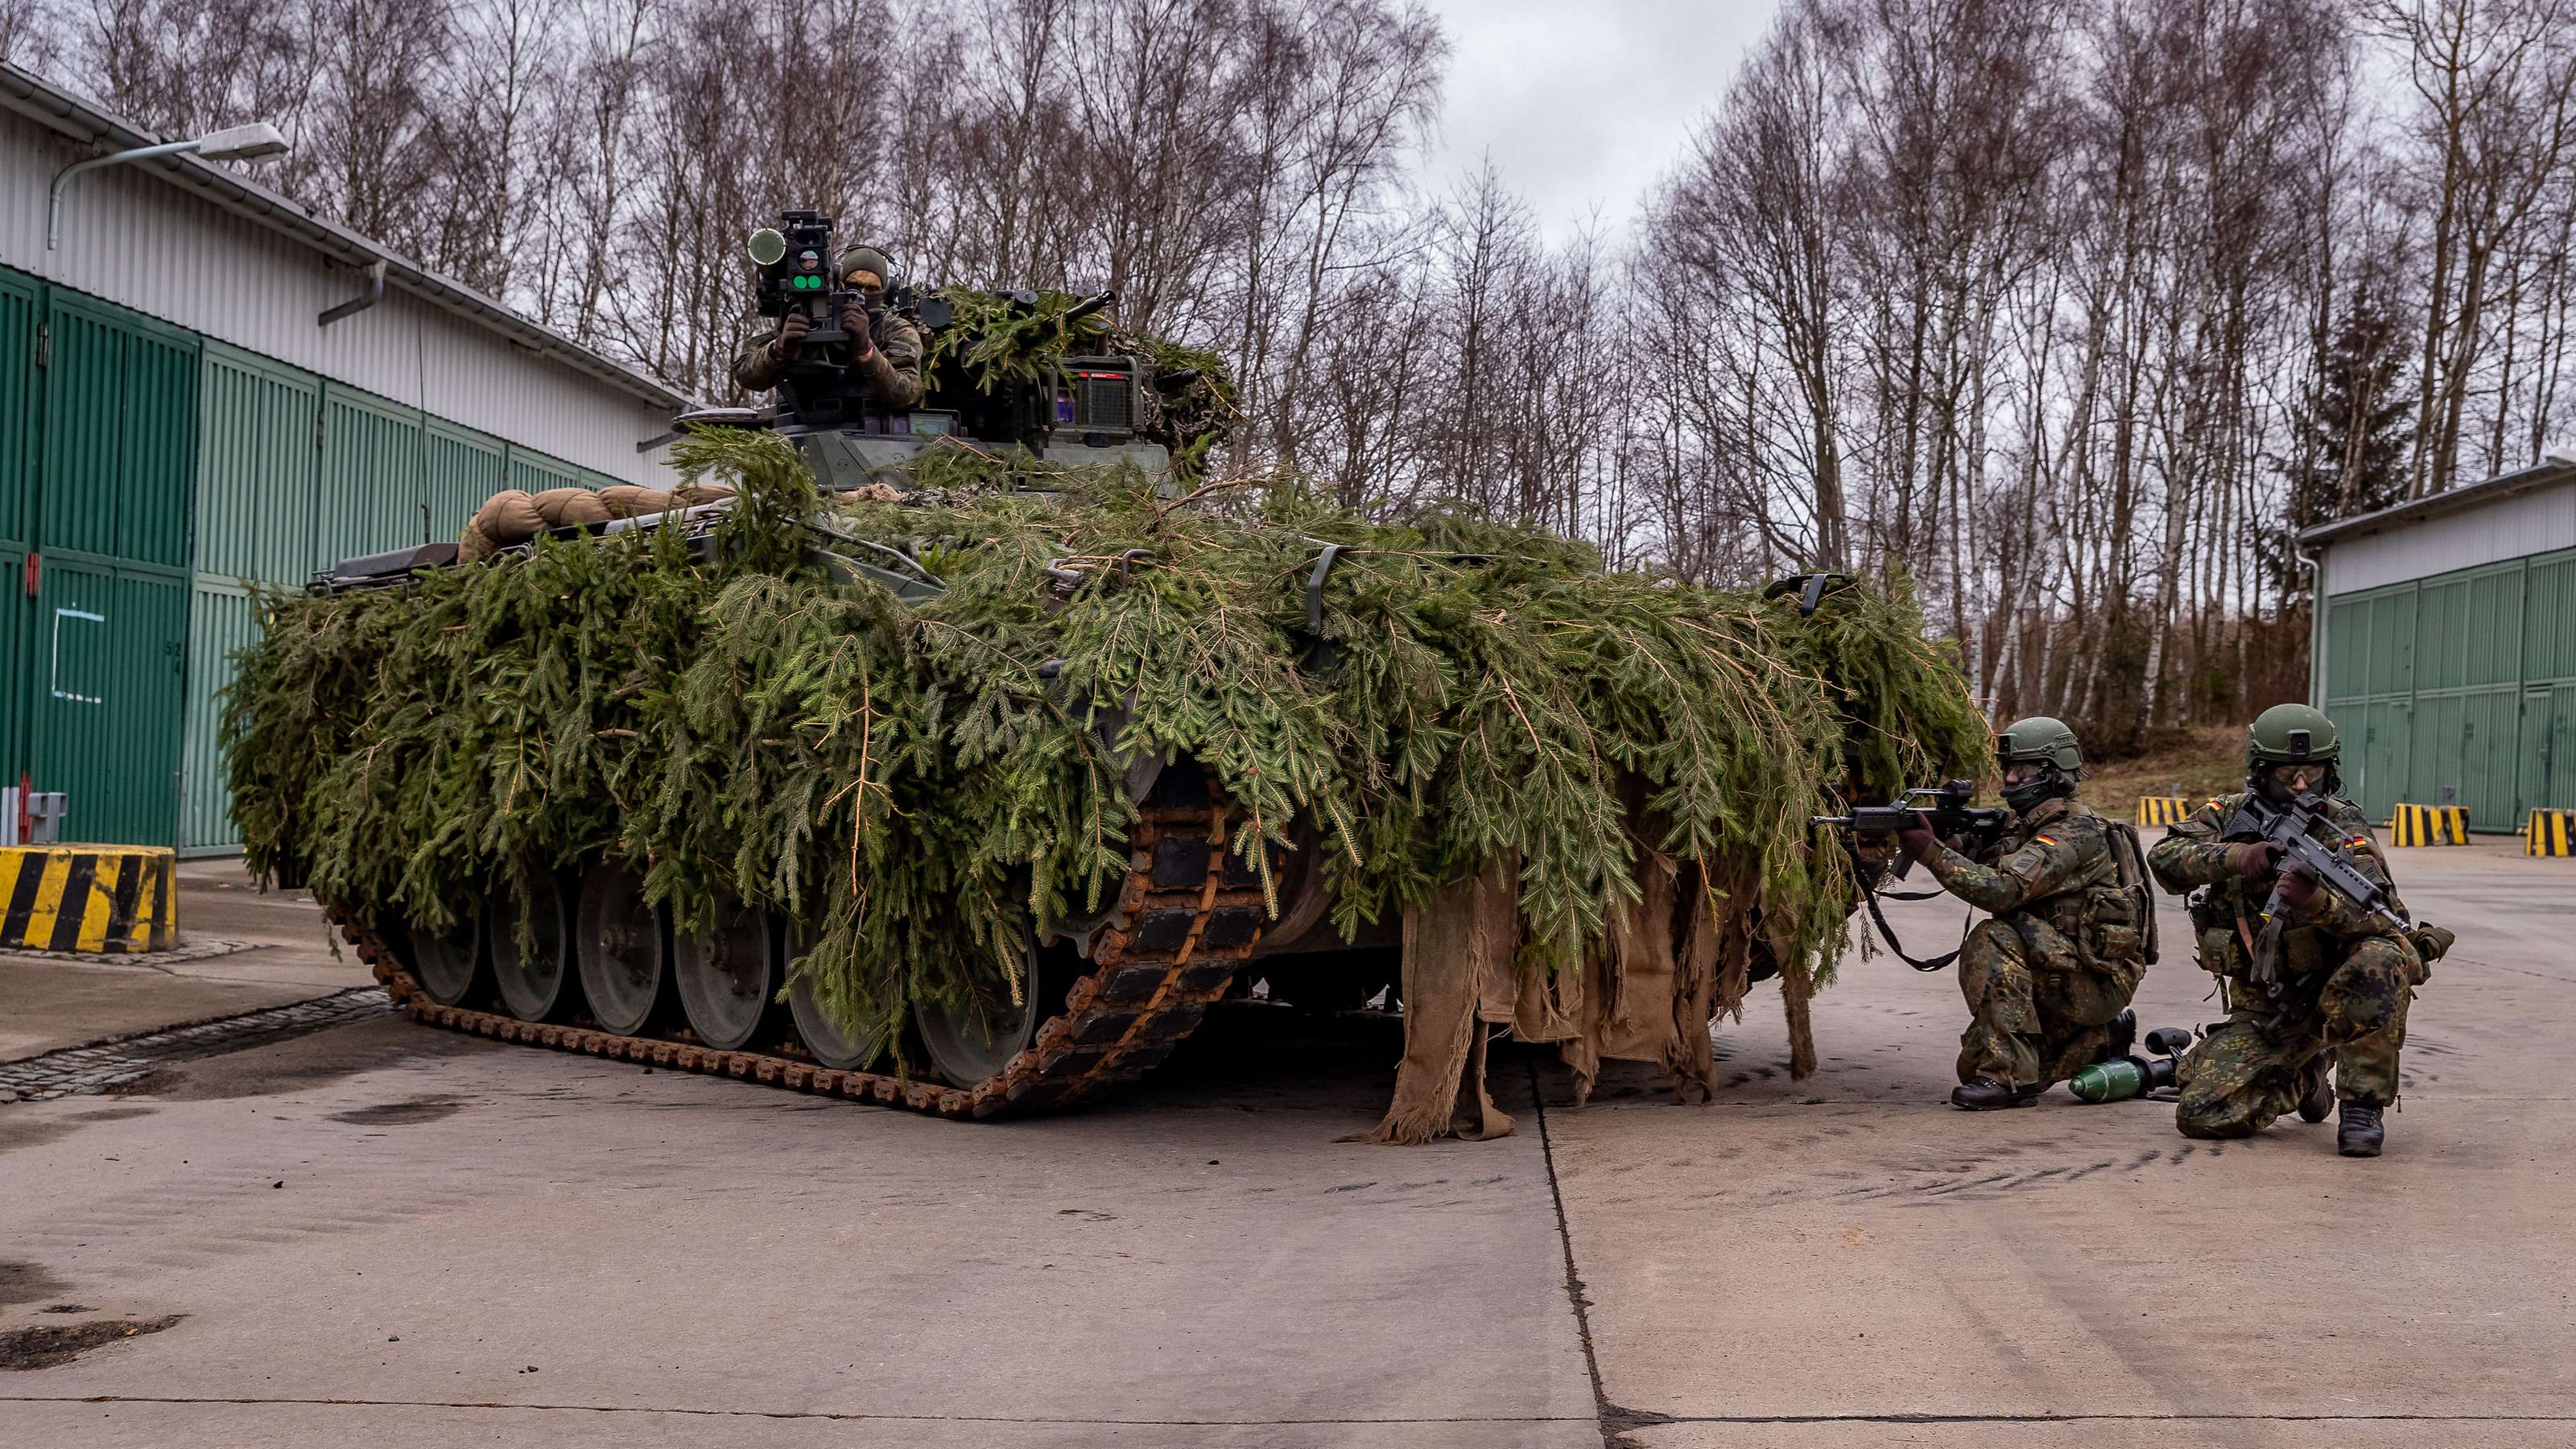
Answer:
[333,776,1269,1119]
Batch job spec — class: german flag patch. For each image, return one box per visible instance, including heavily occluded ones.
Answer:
[2034,835,2060,847]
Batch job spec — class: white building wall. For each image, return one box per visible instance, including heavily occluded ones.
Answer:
[2320,478,2576,597]
[0,107,681,482]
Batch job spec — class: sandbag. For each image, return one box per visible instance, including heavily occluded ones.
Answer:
[533,487,613,527]
[457,489,547,563]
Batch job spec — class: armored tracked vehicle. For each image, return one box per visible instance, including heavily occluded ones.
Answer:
[250,225,1987,1126]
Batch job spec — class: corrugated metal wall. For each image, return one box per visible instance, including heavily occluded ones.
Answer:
[174,359,609,850]
[2323,545,2576,829]
[196,344,320,584]
[0,107,681,486]
[2322,477,2576,596]
[0,270,38,546]
[424,421,507,538]
[177,355,606,851]
[179,587,260,851]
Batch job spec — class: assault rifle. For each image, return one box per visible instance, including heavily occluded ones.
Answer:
[1811,779,2011,880]
[1812,780,2012,973]
[2219,791,2412,1038]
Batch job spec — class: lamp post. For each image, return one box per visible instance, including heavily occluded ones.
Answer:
[48,122,290,250]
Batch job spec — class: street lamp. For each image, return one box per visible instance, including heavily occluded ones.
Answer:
[47,122,290,250]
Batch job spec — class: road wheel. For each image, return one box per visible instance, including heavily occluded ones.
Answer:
[672,893,781,1052]
[785,927,891,1072]
[912,939,1075,1088]
[400,912,486,1007]
[576,860,667,1037]
[493,873,580,1023]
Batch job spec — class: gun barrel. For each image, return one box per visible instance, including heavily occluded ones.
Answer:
[1060,289,1118,324]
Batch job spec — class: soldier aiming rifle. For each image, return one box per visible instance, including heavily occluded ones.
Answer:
[2146,704,2452,1158]
[1820,718,2157,1111]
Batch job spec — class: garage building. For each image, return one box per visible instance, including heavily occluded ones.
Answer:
[2305,453,2576,832]
[0,65,691,853]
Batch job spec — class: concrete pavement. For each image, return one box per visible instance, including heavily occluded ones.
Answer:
[0,836,2567,1447]
[0,861,365,1063]
[1552,836,2576,1448]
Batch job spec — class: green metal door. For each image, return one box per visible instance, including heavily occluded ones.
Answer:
[315,384,425,564]
[182,344,325,852]
[180,586,262,851]
[0,272,39,548]
[2523,687,2559,818]
[28,559,187,845]
[2359,700,2410,819]
[30,291,200,845]
[196,343,320,585]
[424,421,506,548]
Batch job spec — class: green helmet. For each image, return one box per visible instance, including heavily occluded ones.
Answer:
[836,244,893,289]
[2248,703,2339,768]
[1995,716,2083,774]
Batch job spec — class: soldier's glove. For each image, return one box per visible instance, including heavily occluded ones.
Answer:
[1894,811,1936,861]
[770,311,811,363]
[2235,842,2281,881]
[2276,865,2319,912]
[840,302,875,357]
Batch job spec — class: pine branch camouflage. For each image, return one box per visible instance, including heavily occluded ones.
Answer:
[223,429,1988,1064]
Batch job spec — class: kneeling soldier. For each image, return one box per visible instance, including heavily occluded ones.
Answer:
[2145,704,2438,1158]
[1896,718,2150,1110]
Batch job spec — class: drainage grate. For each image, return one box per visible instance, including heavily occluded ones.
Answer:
[0,989,392,1103]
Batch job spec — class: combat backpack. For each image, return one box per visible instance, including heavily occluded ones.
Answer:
[2092,819,2160,968]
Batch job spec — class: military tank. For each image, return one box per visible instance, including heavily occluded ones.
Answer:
[242,224,1987,1125]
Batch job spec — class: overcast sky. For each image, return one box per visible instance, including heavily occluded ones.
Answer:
[1414,0,1783,242]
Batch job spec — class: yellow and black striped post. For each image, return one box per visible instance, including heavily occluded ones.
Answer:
[2387,803,2471,847]
[0,846,176,954]
[2530,810,2575,857]
[2136,797,2191,827]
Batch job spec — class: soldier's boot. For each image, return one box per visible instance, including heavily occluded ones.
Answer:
[1951,1078,2041,1111]
[2337,1102,2384,1158]
[2296,1053,2334,1124]
[2097,1009,2136,1063]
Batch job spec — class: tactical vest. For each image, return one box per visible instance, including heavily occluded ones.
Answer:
[1990,801,2156,972]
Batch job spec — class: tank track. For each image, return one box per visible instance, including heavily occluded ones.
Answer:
[330,773,1270,1119]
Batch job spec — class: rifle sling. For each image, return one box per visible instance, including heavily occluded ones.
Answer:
[1861,880,1963,972]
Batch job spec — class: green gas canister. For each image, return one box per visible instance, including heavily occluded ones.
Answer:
[2070,1057,2151,1103]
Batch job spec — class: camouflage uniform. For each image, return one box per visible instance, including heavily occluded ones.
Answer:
[2147,792,2422,1138]
[1920,796,2145,1091]
[730,303,925,411]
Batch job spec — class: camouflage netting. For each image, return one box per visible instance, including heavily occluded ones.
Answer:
[224,430,1985,1140]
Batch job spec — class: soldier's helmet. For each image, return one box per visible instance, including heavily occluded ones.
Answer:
[2247,703,2341,797]
[1995,716,2083,774]
[1994,716,2081,812]
[2248,703,2340,766]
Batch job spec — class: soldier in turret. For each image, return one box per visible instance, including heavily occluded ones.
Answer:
[2146,704,2442,1158]
[1893,718,2150,1111]
[732,242,924,412]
